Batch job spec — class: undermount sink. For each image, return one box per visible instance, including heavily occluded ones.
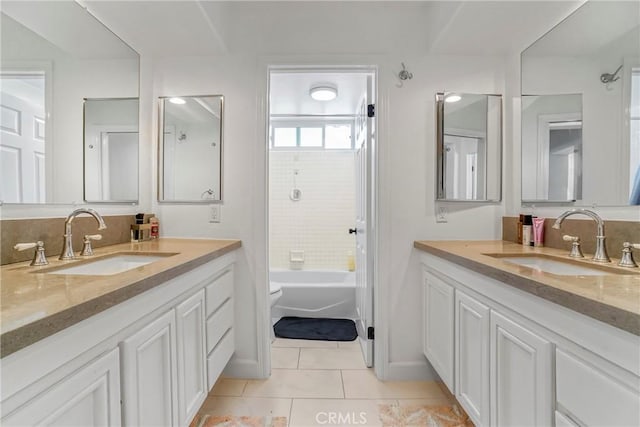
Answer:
[42,252,178,276]
[484,253,628,276]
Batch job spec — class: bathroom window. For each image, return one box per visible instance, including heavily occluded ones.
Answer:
[271,121,354,150]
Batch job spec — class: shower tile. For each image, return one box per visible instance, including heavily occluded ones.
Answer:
[289,399,396,427]
[272,338,338,348]
[342,370,448,399]
[243,369,344,398]
[210,377,248,397]
[271,347,300,369]
[198,396,292,418]
[298,348,366,370]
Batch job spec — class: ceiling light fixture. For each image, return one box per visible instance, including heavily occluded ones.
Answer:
[310,85,338,101]
[444,94,461,103]
[169,97,186,105]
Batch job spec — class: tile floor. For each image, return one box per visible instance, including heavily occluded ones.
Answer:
[194,339,468,426]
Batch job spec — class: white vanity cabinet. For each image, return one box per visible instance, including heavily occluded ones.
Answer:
[490,311,553,427]
[2,348,121,427]
[121,310,179,427]
[1,250,237,427]
[422,270,454,392]
[420,252,640,427]
[455,290,490,427]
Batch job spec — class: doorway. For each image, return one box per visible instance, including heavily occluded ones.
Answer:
[266,67,376,370]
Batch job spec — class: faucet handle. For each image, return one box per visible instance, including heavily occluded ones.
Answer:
[14,241,49,266]
[562,235,584,258]
[619,242,639,268]
[80,234,102,256]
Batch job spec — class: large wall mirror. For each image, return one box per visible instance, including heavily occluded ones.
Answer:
[158,96,223,203]
[436,92,502,202]
[521,0,640,206]
[0,0,139,204]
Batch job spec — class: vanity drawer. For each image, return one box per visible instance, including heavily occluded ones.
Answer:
[556,349,640,426]
[207,328,235,390]
[206,298,233,353]
[205,268,233,317]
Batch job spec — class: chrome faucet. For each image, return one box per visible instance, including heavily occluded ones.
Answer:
[552,209,610,263]
[60,208,107,260]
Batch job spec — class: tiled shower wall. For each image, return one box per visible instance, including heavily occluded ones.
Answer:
[269,150,356,270]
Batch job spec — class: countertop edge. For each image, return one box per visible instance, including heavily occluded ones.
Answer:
[1,240,241,358]
[414,241,640,336]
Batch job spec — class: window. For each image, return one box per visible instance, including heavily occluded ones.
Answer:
[270,121,353,150]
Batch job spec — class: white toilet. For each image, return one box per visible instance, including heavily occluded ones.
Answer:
[269,282,283,341]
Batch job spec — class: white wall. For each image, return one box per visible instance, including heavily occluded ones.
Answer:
[269,150,356,270]
[150,53,506,380]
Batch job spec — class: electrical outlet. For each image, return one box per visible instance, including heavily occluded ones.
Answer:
[209,205,221,223]
[436,206,448,223]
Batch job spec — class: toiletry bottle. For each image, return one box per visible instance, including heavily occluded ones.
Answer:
[517,214,524,244]
[150,217,159,239]
[533,217,545,247]
[522,215,532,247]
[347,251,355,272]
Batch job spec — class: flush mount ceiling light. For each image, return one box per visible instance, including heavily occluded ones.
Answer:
[169,97,186,105]
[309,84,338,101]
[445,94,461,103]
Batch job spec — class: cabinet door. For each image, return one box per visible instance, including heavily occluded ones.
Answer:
[176,290,207,426]
[422,270,454,392]
[455,291,490,427]
[2,348,121,426]
[490,311,553,427]
[121,310,178,427]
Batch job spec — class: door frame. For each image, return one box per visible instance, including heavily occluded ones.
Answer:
[260,65,379,376]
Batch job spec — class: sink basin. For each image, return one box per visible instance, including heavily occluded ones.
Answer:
[483,253,629,276]
[42,252,178,276]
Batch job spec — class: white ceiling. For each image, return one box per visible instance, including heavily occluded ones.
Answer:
[85,0,583,58]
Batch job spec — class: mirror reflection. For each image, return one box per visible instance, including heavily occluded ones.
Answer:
[436,92,502,202]
[521,0,640,206]
[0,0,139,204]
[84,98,139,202]
[159,96,223,202]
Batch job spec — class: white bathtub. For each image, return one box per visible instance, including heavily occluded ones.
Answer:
[270,270,356,319]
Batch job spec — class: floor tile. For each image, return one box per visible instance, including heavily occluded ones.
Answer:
[298,348,366,370]
[379,402,474,427]
[337,340,362,352]
[198,396,292,418]
[243,369,344,398]
[271,347,300,369]
[289,399,396,427]
[342,370,448,399]
[209,378,248,397]
[272,338,339,348]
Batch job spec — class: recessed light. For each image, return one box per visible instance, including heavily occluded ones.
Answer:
[310,85,338,101]
[445,94,461,103]
[169,97,186,105]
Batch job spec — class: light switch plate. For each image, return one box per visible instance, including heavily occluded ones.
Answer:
[209,205,221,223]
[436,206,448,223]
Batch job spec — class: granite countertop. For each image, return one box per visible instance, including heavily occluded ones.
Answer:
[1,238,241,357]
[414,240,640,336]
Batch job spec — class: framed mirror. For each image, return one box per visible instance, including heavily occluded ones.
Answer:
[0,0,139,204]
[83,98,139,203]
[436,92,502,202]
[521,0,640,206]
[158,95,223,203]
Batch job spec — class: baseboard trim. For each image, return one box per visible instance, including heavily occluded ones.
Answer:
[386,360,440,381]
[223,357,263,379]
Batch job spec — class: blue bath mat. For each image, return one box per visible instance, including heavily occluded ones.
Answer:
[274,317,357,341]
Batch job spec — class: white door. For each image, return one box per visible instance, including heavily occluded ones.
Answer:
[354,74,375,367]
[490,311,553,427]
[0,90,45,203]
[2,349,121,426]
[455,290,490,427]
[121,310,179,427]
[176,290,207,427]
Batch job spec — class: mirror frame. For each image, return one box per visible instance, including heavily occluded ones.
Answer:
[157,95,224,204]
[435,92,503,203]
[83,97,140,204]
